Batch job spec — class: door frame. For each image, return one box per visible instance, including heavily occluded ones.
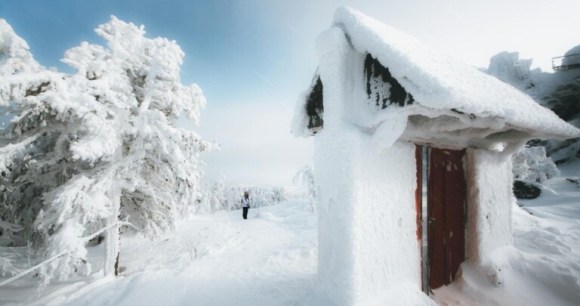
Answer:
[416,145,467,292]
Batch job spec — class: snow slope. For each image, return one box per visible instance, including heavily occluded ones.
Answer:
[1,182,579,305]
[0,200,317,306]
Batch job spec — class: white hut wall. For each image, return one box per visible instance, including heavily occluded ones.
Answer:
[314,26,359,305]
[315,126,362,306]
[350,140,421,304]
[465,148,514,265]
[315,26,421,304]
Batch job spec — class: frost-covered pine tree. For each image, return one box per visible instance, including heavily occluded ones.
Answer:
[202,176,231,212]
[0,17,210,285]
[201,176,248,212]
[293,165,316,199]
[293,165,316,213]
[512,146,560,183]
[0,19,65,247]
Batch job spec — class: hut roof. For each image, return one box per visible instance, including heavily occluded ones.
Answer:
[332,7,579,141]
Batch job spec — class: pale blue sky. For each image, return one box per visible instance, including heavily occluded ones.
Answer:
[2,0,579,185]
[0,0,303,102]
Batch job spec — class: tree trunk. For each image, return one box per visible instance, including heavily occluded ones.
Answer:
[104,185,121,276]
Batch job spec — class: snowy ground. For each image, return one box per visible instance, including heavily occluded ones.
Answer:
[0,200,318,306]
[1,169,580,305]
[434,163,580,306]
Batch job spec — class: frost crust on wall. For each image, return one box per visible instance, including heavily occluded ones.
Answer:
[466,149,514,266]
[313,24,424,305]
[314,128,359,305]
[350,140,420,304]
[291,75,323,137]
[363,53,414,109]
[312,25,359,306]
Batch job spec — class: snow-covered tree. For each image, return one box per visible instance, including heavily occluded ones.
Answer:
[0,220,22,277]
[293,165,316,213]
[201,177,286,214]
[0,17,210,285]
[512,146,560,183]
[0,19,65,248]
[293,165,316,199]
[251,187,285,208]
[201,176,240,212]
[486,51,537,93]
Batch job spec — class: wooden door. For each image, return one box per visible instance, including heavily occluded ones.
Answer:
[427,147,466,290]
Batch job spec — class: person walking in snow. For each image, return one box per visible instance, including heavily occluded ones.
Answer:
[241,191,250,219]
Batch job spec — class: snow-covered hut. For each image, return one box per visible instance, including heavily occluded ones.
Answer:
[292,7,580,305]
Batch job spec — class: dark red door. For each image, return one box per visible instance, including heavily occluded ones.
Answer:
[427,147,466,290]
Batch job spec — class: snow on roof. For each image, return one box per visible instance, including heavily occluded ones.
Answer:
[332,7,580,140]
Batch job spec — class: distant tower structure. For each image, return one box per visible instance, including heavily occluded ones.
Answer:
[553,46,580,71]
[544,45,580,124]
